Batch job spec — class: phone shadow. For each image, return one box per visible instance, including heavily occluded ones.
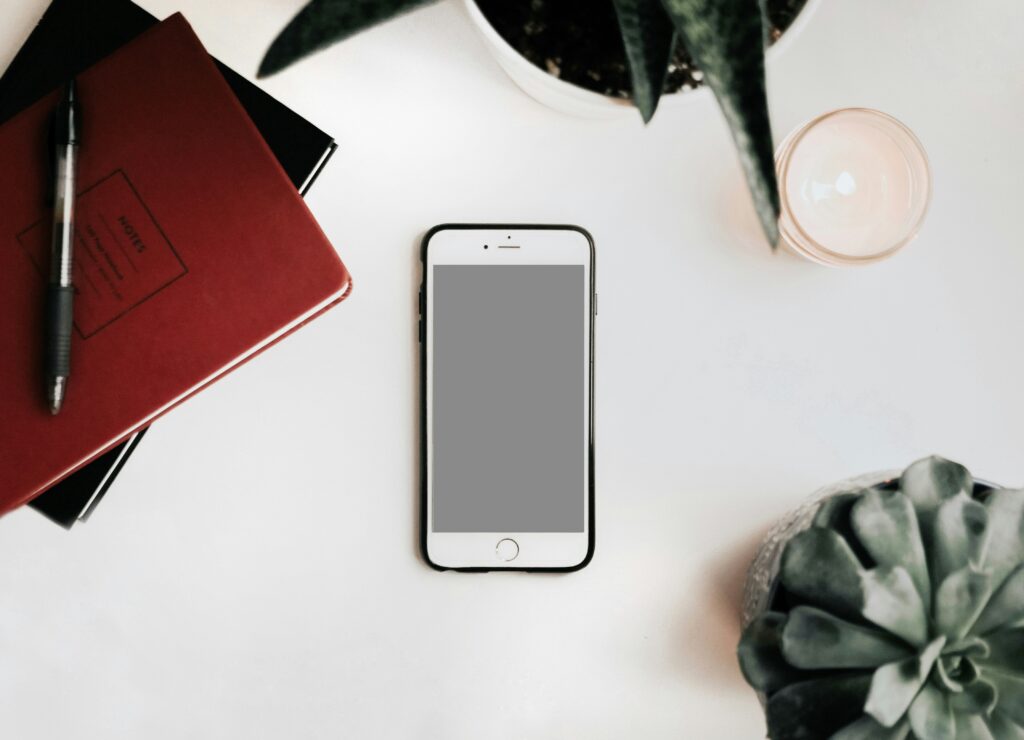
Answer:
[409,232,425,567]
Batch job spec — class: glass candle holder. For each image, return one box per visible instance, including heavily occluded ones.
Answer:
[775,108,932,266]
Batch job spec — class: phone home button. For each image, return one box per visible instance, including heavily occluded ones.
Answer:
[496,538,519,562]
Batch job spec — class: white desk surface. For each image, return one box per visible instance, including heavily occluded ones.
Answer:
[2,1,1022,737]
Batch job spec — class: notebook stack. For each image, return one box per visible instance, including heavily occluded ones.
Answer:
[0,0,349,526]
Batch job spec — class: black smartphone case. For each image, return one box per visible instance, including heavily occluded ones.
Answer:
[419,224,596,573]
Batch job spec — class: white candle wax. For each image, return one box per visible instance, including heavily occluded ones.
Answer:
[777,109,931,265]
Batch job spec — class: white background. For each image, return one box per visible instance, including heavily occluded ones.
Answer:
[1,1,1023,738]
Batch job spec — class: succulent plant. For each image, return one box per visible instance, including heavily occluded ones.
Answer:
[738,456,1024,739]
[257,0,781,247]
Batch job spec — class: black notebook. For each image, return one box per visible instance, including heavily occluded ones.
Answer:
[1,0,337,528]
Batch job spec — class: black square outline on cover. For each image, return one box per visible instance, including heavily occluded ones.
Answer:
[15,168,188,339]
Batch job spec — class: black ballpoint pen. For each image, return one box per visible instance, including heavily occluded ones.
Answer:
[46,79,80,415]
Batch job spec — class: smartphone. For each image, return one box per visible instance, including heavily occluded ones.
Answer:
[420,224,595,572]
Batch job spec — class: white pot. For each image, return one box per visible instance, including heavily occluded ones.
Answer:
[463,0,822,120]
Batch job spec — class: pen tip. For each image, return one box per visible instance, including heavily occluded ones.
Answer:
[48,377,65,415]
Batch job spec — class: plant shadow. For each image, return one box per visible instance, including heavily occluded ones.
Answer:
[409,233,424,564]
[715,178,817,270]
[676,525,771,689]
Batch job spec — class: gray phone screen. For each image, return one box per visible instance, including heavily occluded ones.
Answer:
[432,265,586,533]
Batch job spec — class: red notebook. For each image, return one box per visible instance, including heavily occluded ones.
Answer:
[0,14,351,516]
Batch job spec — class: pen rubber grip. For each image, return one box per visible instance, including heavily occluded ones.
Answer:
[46,285,74,378]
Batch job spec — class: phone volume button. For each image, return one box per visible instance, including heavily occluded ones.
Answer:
[418,318,424,343]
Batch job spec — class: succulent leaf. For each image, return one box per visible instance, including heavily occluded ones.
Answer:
[780,528,866,622]
[830,716,909,740]
[978,627,1024,673]
[974,564,1024,635]
[865,636,946,727]
[954,713,997,740]
[933,567,992,642]
[949,678,998,716]
[813,492,876,566]
[259,0,437,78]
[780,607,910,670]
[860,567,929,647]
[901,457,973,515]
[851,488,930,606]
[933,655,973,693]
[982,489,1024,592]
[933,493,990,587]
[782,529,928,646]
[766,675,872,740]
[739,458,1024,738]
[985,671,1024,726]
[813,492,860,530]
[987,710,1024,738]
[902,457,973,578]
[737,612,803,694]
[943,635,990,661]
[612,0,677,123]
[658,0,780,247]
[909,683,955,740]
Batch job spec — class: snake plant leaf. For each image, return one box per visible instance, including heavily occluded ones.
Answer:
[866,637,946,727]
[934,568,992,642]
[949,678,998,716]
[987,710,1024,739]
[658,0,780,247]
[780,528,865,622]
[982,488,1024,592]
[901,456,972,541]
[932,493,990,587]
[736,612,803,694]
[830,716,910,740]
[860,567,929,647]
[851,489,930,606]
[780,607,911,670]
[612,0,676,123]
[909,683,955,740]
[986,672,1024,727]
[766,674,872,740]
[954,713,997,740]
[259,0,437,77]
[978,627,1024,673]
[974,564,1024,635]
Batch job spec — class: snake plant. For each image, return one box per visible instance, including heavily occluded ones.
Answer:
[738,456,1024,739]
[258,0,781,247]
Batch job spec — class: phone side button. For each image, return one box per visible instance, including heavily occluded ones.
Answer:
[496,538,519,561]
[594,293,598,316]
[418,318,424,343]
